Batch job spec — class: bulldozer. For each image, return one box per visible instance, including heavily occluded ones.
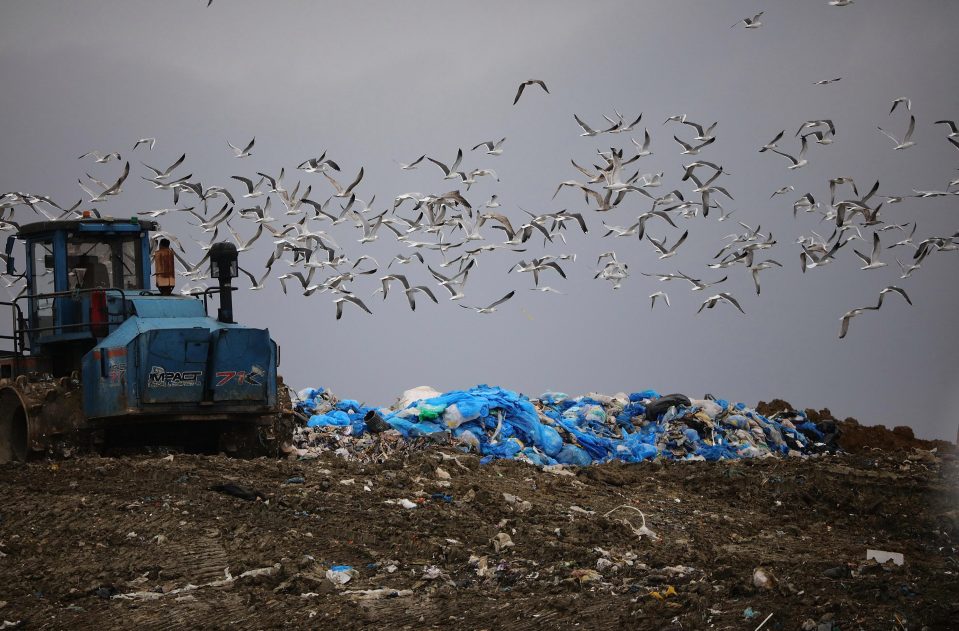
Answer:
[0,215,295,462]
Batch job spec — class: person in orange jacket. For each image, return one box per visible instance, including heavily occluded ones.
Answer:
[152,238,175,295]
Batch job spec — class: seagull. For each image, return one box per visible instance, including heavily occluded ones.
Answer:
[231,175,265,199]
[471,138,506,156]
[814,77,842,85]
[934,120,959,138]
[604,110,642,133]
[228,137,255,158]
[574,114,615,137]
[770,135,809,170]
[649,291,670,309]
[428,261,475,300]
[877,285,912,308]
[878,115,915,150]
[697,292,745,314]
[459,290,515,313]
[895,257,921,279]
[529,286,565,295]
[749,260,782,295]
[631,130,653,157]
[298,155,341,173]
[142,153,186,180]
[395,155,425,170]
[132,137,156,151]
[238,266,271,290]
[78,150,120,163]
[731,11,764,28]
[682,119,718,141]
[673,135,715,155]
[839,306,874,339]
[828,0,854,5]
[853,232,887,270]
[889,97,912,115]
[334,293,373,319]
[513,79,549,105]
[78,161,130,202]
[388,252,425,268]
[759,130,785,153]
[427,149,464,180]
[323,167,365,198]
[647,230,689,259]
[770,185,794,198]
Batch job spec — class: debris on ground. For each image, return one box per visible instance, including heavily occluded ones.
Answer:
[0,446,955,629]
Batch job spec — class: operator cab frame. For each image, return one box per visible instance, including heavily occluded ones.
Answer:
[5,217,157,374]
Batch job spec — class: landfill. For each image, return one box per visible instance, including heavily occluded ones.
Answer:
[291,384,840,465]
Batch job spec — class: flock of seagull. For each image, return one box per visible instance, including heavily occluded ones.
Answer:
[2,6,958,339]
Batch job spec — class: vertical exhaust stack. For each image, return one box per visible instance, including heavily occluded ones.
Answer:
[209,242,238,324]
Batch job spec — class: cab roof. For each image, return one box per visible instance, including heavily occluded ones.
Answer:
[17,217,158,239]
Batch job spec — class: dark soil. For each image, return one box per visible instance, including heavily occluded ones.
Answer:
[0,445,956,630]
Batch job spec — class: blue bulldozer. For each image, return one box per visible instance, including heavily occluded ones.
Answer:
[0,215,294,461]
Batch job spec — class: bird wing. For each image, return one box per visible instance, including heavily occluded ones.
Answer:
[512,82,527,105]
[721,293,745,314]
[488,290,515,309]
[903,115,916,142]
[673,135,693,151]
[877,126,899,143]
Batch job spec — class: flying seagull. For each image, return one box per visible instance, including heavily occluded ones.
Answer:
[889,97,912,115]
[649,291,670,309]
[228,137,255,158]
[731,11,764,29]
[877,115,915,150]
[934,119,958,138]
[814,77,842,85]
[513,79,549,105]
[697,292,745,314]
[132,137,156,151]
[323,167,364,198]
[647,230,689,259]
[395,155,425,170]
[853,232,887,270]
[459,290,515,314]
[838,307,873,339]
[334,293,373,320]
[78,151,120,163]
[471,138,506,155]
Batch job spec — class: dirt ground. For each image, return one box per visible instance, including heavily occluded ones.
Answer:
[0,444,956,630]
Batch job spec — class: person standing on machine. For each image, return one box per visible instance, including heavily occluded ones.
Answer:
[152,238,175,296]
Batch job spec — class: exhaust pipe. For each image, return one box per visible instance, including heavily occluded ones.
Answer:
[209,242,238,323]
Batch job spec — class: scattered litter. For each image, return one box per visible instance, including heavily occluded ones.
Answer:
[752,566,777,590]
[570,568,602,584]
[866,549,904,566]
[491,532,514,552]
[325,565,357,585]
[283,476,305,485]
[398,498,417,510]
[603,505,658,540]
[754,612,775,630]
[342,588,413,600]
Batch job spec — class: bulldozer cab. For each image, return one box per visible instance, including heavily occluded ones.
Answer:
[1,217,157,377]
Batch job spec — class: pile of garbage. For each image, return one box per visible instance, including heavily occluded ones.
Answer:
[290,384,841,466]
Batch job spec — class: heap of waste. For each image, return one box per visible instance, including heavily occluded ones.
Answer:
[291,384,840,466]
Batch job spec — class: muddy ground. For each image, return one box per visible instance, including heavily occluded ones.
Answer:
[0,445,956,630]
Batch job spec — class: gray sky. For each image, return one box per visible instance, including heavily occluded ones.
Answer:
[1,1,957,440]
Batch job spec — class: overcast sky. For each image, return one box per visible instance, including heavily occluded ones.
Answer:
[1,1,957,440]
